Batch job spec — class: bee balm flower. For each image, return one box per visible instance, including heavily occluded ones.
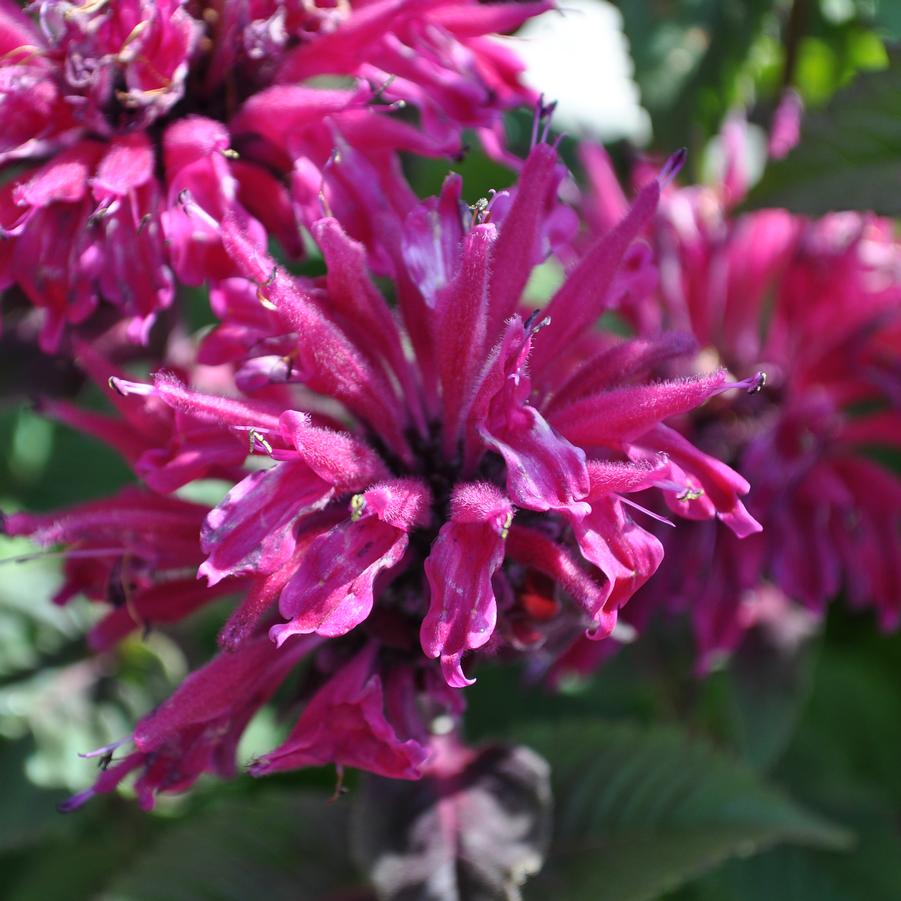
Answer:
[10,136,760,806]
[0,0,548,350]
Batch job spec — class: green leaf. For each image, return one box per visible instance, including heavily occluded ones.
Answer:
[99,792,357,901]
[745,58,901,214]
[517,721,850,901]
[874,1,901,41]
[617,0,780,152]
[726,620,820,770]
[671,829,901,901]
[0,741,70,853]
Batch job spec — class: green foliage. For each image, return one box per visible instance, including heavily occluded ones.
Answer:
[102,793,356,901]
[725,627,819,770]
[617,0,783,154]
[1,790,357,901]
[746,58,901,214]
[517,720,848,901]
[668,615,901,901]
[0,527,185,793]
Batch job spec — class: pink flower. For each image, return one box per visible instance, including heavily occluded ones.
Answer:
[21,131,761,807]
[249,642,428,781]
[575,120,901,670]
[2,487,237,650]
[0,0,545,349]
[59,633,318,811]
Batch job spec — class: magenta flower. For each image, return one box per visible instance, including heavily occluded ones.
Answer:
[2,487,237,650]
[573,121,901,670]
[9,132,762,807]
[0,0,546,350]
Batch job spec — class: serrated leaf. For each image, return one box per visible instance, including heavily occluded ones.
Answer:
[516,721,850,901]
[674,832,901,901]
[745,59,901,214]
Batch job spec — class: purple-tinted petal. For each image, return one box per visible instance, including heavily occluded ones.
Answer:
[551,371,730,448]
[436,224,495,454]
[530,161,669,374]
[271,479,430,642]
[199,462,334,585]
[272,515,408,643]
[250,644,427,780]
[421,483,512,685]
[568,497,665,630]
[471,316,590,513]
[487,142,561,335]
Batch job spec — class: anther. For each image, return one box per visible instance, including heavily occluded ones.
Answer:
[747,370,767,394]
[350,494,366,522]
[368,75,397,106]
[658,148,688,189]
[248,429,273,455]
[524,309,551,334]
[108,376,153,396]
[469,197,489,226]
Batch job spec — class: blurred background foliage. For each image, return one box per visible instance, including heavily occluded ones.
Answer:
[2,0,901,898]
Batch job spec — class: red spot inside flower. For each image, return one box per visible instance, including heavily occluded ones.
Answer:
[518,570,560,622]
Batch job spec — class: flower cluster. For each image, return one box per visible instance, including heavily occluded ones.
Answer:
[569,114,901,671]
[13,4,891,815]
[4,121,765,806]
[0,0,547,350]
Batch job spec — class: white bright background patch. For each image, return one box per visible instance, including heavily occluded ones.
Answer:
[506,0,652,145]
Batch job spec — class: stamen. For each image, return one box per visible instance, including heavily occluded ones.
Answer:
[256,286,277,311]
[716,370,767,396]
[109,376,154,396]
[87,197,117,227]
[524,309,551,334]
[177,189,220,230]
[540,100,558,145]
[469,197,490,227]
[255,268,279,310]
[0,547,126,566]
[368,75,398,107]
[248,428,273,455]
[0,44,45,66]
[79,737,130,762]
[328,764,348,803]
[619,495,675,527]
[653,477,705,503]
[658,147,688,189]
[530,94,558,148]
[350,494,366,522]
[746,370,767,394]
